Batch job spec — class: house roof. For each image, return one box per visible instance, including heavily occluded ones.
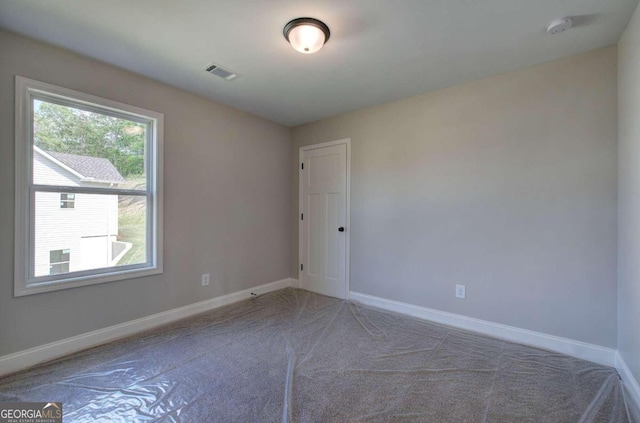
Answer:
[44,150,126,183]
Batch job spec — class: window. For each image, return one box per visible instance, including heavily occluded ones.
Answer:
[49,249,70,275]
[15,76,163,296]
[60,193,75,209]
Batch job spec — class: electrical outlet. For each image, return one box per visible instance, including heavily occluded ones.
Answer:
[455,284,466,299]
[201,273,210,287]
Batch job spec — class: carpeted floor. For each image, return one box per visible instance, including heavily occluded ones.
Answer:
[0,288,631,422]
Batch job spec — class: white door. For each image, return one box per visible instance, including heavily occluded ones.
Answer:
[300,141,349,299]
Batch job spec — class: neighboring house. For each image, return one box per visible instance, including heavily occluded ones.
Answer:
[33,146,131,277]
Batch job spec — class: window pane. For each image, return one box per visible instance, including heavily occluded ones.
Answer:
[60,193,75,208]
[32,99,147,190]
[50,263,70,275]
[115,195,148,267]
[50,249,68,263]
[34,192,147,277]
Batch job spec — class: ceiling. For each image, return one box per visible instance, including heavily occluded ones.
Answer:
[0,0,638,127]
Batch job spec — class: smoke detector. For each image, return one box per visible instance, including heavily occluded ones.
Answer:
[546,17,573,35]
[204,63,239,81]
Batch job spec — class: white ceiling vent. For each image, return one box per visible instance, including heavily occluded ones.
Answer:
[204,63,238,81]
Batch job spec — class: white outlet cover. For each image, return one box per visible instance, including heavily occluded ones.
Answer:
[456,284,466,299]
[202,274,210,286]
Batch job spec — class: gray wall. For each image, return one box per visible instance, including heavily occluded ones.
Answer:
[618,3,640,384]
[292,47,618,348]
[0,30,292,356]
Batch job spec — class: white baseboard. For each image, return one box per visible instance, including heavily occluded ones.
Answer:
[289,278,299,288]
[350,291,617,367]
[0,277,296,377]
[616,352,640,422]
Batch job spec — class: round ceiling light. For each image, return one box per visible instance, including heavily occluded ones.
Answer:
[283,17,330,54]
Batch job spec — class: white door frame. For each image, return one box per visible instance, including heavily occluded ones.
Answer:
[299,138,351,300]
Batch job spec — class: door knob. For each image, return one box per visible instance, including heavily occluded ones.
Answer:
[338,227,345,232]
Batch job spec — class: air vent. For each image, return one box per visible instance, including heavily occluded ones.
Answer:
[204,63,239,81]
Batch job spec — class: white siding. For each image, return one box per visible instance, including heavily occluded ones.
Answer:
[33,150,80,186]
[33,153,120,276]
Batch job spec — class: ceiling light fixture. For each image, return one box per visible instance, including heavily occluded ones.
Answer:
[283,17,330,54]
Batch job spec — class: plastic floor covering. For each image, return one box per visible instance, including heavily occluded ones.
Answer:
[0,288,631,422]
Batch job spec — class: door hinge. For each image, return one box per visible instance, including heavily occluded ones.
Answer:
[301,213,303,220]
[300,264,304,271]
[301,163,304,170]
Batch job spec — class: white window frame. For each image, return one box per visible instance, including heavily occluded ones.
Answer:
[14,76,164,296]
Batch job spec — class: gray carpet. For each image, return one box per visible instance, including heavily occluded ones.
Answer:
[0,288,630,422]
